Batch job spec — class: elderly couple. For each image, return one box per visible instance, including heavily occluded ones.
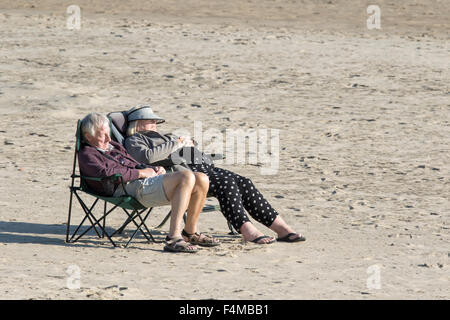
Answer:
[79,106,305,253]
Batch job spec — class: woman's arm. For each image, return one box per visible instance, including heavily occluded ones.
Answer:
[125,133,182,165]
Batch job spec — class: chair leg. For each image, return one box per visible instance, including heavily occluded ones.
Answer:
[116,208,162,246]
[71,194,102,239]
[71,196,124,247]
[68,193,100,242]
[134,208,163,244]
[132,208,159,241]
[156,210,171,229]
[115,208,135,235]
[102,201,107,238]
[73,213,117,247]
[68,193,102,241]
[124,209,152,248]
[66,189,75,243]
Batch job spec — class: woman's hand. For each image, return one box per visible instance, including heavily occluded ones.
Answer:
[178,136,195,147]
[153,166,166,175]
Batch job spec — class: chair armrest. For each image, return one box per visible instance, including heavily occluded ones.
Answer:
[81,173,123,182]
[72,173,122,180]
[76,173,131,197]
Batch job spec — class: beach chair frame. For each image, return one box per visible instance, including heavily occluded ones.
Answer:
[66,120,164,248]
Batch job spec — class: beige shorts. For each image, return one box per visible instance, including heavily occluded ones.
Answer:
[114,175,170,207]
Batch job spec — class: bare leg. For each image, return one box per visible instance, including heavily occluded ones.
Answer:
[240,222,275,244]
[182,172,220,246]
[269,215,304,241]
[184,172,209,234]
[161,171,195,240]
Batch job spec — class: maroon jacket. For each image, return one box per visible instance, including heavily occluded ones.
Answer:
[78,141,140,195]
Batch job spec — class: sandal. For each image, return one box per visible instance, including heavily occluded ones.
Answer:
[182,230,220,247]
[250,235,276,244]
[276,233,306,243]
[163,236,198,253]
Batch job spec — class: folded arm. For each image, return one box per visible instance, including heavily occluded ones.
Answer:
[125,133,183,165]
[79,148,140,183]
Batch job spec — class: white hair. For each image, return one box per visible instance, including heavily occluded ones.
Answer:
[80,113,109,139]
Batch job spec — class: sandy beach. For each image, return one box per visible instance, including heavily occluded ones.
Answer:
[0,0,449,299]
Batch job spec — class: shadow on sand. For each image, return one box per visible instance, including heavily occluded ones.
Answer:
[0,220,168,249]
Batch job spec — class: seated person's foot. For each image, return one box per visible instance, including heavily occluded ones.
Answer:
[182,229,220,247]
[240,222,275,244]
[249,235,276,244]
[164,236,198,253]
[276,232,306,242]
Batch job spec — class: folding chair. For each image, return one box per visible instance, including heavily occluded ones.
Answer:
[66,120,165,248]
[107,109,239,235]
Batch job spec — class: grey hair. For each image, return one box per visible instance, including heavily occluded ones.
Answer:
[80,113,109,139]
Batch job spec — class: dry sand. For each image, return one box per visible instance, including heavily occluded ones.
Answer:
[0,0,449,299]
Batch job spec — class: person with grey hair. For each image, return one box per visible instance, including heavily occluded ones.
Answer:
[78,112,220,253]
[123,106,306,244]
